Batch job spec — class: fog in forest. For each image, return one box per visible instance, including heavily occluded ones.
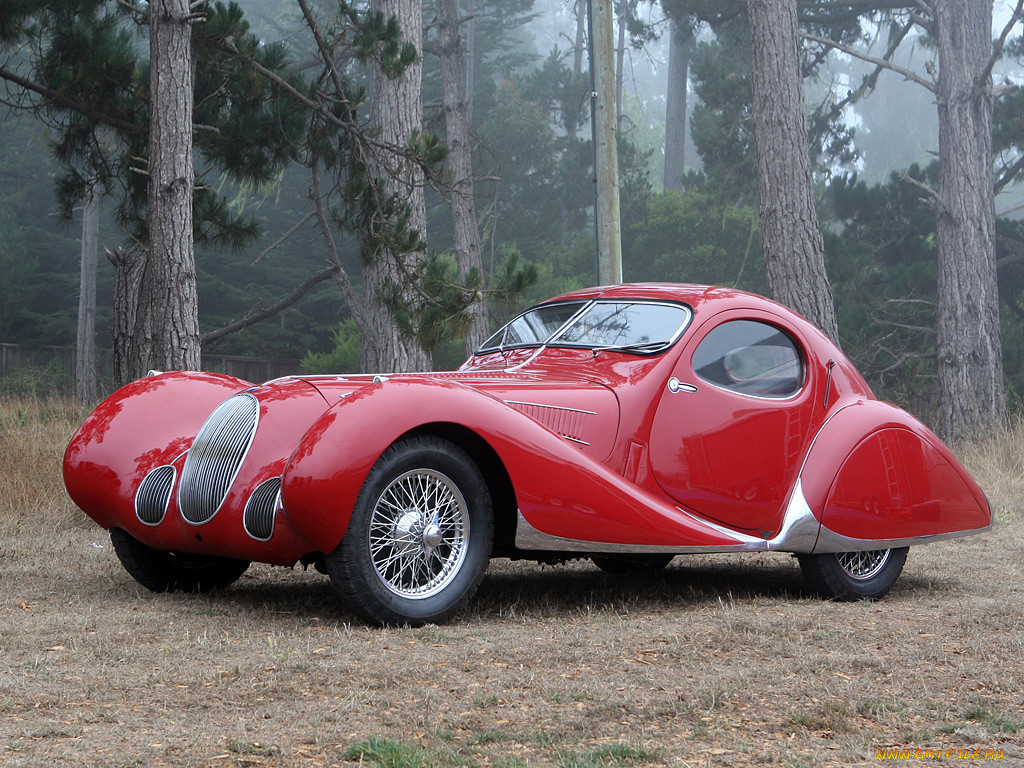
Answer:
[2,0,1023,417]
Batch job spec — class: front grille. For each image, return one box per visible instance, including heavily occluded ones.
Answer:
[178,393,259,525]
[244,477,281,541]
[136,465,175,525]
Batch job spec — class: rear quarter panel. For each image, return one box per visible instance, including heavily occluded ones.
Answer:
[800,400,990,542]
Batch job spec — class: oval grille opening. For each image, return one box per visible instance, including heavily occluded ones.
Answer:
[179,393,259,524]
[244,477,281,541]
[136,465,176,525]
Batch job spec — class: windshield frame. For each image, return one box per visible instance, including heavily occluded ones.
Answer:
[474,299,693,356]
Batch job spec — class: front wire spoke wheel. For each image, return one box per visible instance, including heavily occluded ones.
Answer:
[369,468,470,600]
[327,435,494,626]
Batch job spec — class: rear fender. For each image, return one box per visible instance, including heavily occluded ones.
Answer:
[281,377,763,554]
[797,400,990,548]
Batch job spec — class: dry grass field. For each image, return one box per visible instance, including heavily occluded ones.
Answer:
[1,397,1022,767]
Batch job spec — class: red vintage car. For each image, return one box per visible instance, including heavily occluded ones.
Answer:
[64,284,991,625]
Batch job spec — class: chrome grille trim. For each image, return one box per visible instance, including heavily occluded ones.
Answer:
[135,465,176,525]
[178,393,259,525]
[244,477,281,541]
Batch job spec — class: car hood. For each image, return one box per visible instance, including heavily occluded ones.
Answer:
[290,370,622,462]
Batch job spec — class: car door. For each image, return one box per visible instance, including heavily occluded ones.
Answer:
[649,311,820,535]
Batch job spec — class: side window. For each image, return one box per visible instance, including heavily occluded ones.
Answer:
[692,320,804,398]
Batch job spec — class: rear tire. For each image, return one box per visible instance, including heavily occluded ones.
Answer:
[326,435,493,627]
[109,528,250,593]
[797,547,908,601]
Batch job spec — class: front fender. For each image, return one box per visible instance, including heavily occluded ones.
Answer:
[64,371,253,531]
[280,377,759,554]
[799,400,990,544]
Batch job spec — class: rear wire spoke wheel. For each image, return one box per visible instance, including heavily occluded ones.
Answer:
[327,435,493,626]
[797,547,908,601]
[109,527,250,593]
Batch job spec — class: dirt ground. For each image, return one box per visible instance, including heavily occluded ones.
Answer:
[2,403,1023,767]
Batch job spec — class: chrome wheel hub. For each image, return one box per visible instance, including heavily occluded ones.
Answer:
[836,549,890,580]
[368,469,470,599]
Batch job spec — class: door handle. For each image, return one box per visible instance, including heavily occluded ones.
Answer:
[668,377,698,394]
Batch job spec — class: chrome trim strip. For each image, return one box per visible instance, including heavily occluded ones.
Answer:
[562,436,591,446]
[811,522,993,553]
[764,479,822,552]
[514,511,766,554]
[672,506,765,546]
[504,401,597,416]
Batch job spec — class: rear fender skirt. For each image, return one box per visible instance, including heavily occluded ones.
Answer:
[281,377,767,555]
[793,399,991,548]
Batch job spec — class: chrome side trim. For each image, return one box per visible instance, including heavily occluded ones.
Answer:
[764,480,822,552]
[811,522,993,553]
[514,511,766,554]
[505,400,595,445]
[562,436,591,446]
[505,401,597,416]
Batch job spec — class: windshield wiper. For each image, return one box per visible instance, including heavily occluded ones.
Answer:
[591,340,669,356]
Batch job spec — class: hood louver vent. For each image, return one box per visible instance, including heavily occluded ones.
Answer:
[178,393,259,525]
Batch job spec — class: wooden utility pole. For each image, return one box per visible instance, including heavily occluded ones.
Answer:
[588,0,622,285]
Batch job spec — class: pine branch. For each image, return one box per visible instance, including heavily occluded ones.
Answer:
[799,31,936,93]
[900,171,949,216]
[979,0,1024,91]
[200,264,339,345]
[252,212,315,265]
[0,66,144,134]
[995,151,1024,195]
[310,159,373,342]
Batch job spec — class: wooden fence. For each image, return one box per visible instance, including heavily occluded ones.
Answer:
[0,342,304,397]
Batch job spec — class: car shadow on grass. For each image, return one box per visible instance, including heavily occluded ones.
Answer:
[89,550,965,627]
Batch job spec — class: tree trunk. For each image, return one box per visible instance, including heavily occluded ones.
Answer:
[933,0,1005,441]
[437,0,488,355]
[573,0,586,77]
[362,0,431,373]
[110,243,147,387]
[615,3,625,130]
[663,15,691,192]
[112,0,199,386]
[75,181,98,405]
[747,0,838,343]
[464,0,474,127]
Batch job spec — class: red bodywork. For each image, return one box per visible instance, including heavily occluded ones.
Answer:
[64,284,991,568]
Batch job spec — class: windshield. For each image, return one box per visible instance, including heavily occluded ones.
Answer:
[476,300,691,355]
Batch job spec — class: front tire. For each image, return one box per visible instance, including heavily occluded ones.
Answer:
[326,435,494,626]
[109,528,250,593]
[797,547,908,601]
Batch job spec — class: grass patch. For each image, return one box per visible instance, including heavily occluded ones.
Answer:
[962,704,1024,733]
[556,743,663,767]
[341,737,462,768]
